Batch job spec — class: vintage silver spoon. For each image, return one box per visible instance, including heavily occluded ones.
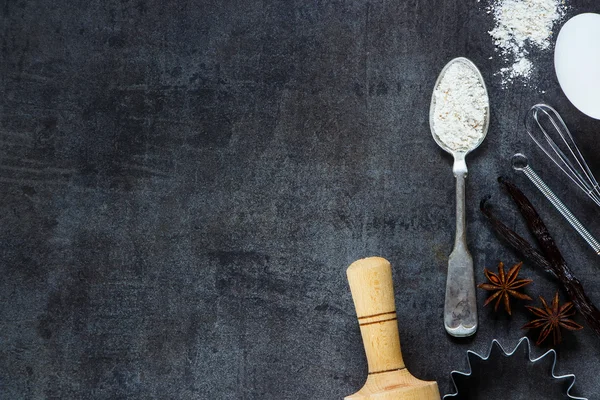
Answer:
[429,57,490,337]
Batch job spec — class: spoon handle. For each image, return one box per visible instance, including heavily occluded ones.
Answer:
[444,161,478,337]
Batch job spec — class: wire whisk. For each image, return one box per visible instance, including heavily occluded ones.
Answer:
[525,104,600,207]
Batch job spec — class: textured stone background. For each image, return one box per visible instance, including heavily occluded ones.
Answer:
[1,1,599,399]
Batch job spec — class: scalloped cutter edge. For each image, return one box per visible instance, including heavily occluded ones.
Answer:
[443,336,587,400]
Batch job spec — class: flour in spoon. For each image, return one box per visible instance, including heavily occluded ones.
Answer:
[432,62,488,152]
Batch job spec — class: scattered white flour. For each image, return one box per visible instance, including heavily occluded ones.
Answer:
[487,0,567,84]
[500,58,533,82]
[432,62,489,152]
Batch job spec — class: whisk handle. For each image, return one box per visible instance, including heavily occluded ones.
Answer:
[514,155,600,255]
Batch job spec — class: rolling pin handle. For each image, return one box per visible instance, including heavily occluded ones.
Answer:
[345,257,441,400]
[347,257,405,373]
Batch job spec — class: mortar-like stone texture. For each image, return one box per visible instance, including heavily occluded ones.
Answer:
[1,1,599,399]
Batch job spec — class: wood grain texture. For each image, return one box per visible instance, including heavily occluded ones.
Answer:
[347,257,440,400]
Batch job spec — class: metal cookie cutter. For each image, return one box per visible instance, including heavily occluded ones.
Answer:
[444,337,587,400]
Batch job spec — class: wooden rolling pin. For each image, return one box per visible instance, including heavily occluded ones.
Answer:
[346,257,440,400]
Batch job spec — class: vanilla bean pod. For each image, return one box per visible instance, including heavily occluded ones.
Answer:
[480,177,600,338]
[480,196,554,277]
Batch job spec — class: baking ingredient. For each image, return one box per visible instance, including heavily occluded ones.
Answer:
[500,58,533,81]
[478,261,533,315]
[480,177,600,339]
[523,292,583,345]
[432,62,488,152]
[487,0,566,84]
[554,13,600,120]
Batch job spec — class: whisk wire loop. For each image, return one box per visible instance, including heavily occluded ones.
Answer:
[525,104,600,207]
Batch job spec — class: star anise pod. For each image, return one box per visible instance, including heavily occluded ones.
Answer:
[523,292,583,346]
[478,261,533,315]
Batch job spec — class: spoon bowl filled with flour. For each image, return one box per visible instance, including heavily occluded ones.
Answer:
[429,57,489,338]
[430,58,490,155]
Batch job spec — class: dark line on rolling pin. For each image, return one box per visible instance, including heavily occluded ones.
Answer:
[359,317,397,326]
[369,367,407,375]
[358,311,396,320]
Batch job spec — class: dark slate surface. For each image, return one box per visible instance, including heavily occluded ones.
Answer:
[1,1,599,399]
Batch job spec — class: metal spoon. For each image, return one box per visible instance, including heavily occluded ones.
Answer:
[429,57,490,337]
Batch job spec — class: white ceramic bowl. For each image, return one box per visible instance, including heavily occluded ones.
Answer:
[555,13,600,120]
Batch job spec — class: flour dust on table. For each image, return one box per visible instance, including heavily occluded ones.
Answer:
[487,0,567,85]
